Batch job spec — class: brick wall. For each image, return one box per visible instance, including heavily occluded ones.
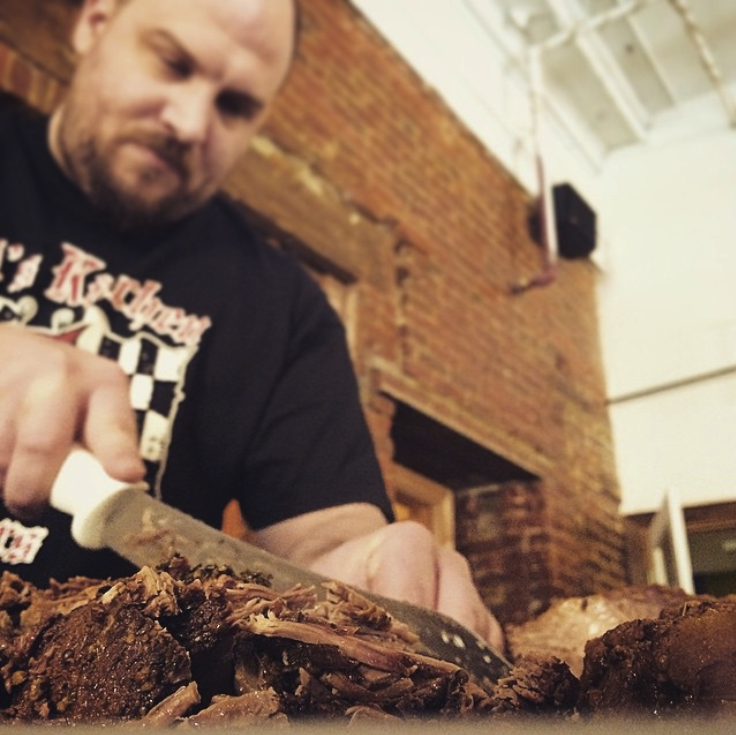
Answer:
[0,0,627,623]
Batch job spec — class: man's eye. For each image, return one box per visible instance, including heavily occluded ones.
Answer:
[160,54,191,78]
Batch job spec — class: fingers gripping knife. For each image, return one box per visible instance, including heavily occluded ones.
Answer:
[50,448,512,687]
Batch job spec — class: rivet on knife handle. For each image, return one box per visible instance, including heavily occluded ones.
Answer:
[49,448,149,549]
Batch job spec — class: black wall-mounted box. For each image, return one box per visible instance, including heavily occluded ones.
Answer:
[529,182,597,259]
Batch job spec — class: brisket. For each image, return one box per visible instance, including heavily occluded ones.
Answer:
[578,599,736,715]
[506,584,697,677]
[0,558,492,724]
[3,562,734,725]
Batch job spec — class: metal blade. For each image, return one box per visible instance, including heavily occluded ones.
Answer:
[102,490,511,685]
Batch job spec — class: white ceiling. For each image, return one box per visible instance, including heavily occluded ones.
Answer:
[467,0,736,154]
[352,0,736,188]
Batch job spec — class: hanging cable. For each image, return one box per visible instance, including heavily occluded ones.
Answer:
[667,0,736,127]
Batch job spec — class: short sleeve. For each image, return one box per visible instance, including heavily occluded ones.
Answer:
[238,274,393,530]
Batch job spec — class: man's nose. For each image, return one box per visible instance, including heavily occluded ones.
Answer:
[161,86,212,144]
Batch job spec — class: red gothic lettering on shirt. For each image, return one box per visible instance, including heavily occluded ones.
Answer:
[45,243,106,306]
[113,275,212,346]
[43,243,212,346]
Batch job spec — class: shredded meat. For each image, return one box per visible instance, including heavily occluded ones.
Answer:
[488,656,579,716]
[0,557,491,724]
[142,682,201,726]
[3,563,734,725]
[185,689,287,726]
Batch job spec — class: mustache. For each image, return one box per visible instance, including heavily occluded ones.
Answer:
[127,130,191,179]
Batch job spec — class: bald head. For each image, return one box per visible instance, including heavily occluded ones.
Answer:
[51,0,297,229]
[107,0,299,66]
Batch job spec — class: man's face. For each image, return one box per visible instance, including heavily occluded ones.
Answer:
[51,0,295,229]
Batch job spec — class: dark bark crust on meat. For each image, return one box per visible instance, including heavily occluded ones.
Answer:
[3,563,735,725]
[8,600,191,721]
[0,559,494,725]
[578,599,736,715]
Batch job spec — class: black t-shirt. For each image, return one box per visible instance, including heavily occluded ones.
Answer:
[0,111,391,585]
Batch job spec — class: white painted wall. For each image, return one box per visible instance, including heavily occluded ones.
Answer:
[599,102,736,514]
[349,0,736,516]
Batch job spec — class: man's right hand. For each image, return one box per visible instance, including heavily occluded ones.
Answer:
[0,324,145,519]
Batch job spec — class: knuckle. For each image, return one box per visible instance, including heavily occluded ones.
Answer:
[389,519,435,545]
[14,434,64,462]
[93,356,130,389]
[379,520,437,558]
[31,342,85,386]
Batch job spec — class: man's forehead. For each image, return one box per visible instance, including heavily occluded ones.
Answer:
[118,0,297,31]
[121,0,296,54]
[113,0,296,81]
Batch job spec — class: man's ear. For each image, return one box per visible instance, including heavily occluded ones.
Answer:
[72,0,120,55]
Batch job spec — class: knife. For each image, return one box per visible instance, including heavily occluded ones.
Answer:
[50,448,512,686]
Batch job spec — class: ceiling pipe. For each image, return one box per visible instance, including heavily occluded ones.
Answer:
[535,0,661,54]
[608,362,736,405]
[547,0,652,140]
[667,0,736,128]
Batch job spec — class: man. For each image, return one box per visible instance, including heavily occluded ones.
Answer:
[0,0,503,650]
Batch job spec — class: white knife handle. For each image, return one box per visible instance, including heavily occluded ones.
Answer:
[50,448,149,549]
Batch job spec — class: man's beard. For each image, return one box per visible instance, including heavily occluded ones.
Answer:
[68,133,200,232]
